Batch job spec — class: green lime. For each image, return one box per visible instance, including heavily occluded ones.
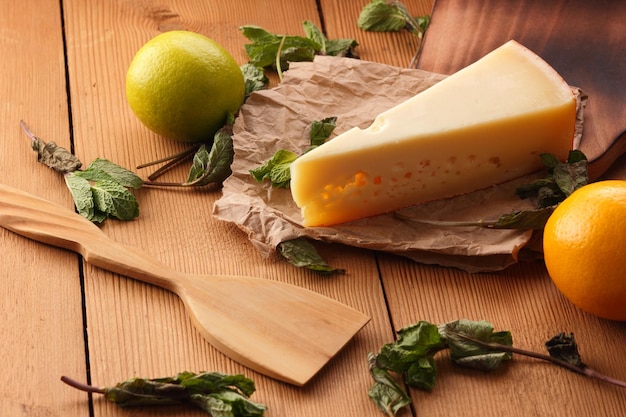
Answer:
[126,30,244,142]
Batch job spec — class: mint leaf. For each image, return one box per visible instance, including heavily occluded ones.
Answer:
[375,321,446,390]
[185,125,234,186]
[516,150,589,207]
[358,0,408,32]
[368,353,412,417]
[302,20,358,57]
[439,319,513,371]
[240,22,357,71]
[88,178,139,221]
[325,37,360,58]
[186,144,212,184]
[65,173,106,222]
[240,25,320,70]
[83,158,143,189]
[367,321,447,415]
[250,149,297,188]
[23,121,143,223]
[553,158,588,196]
[278,237,344,274]
[357,1,429,67]
[308,116,337,148]
[241,63,268,98]
[302,20,327,54]
[358,0,430,36]
[62,159,143,222]
[251,117,337,188]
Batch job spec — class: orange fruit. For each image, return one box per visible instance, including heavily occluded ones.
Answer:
[543,180,626,321]
[126,30,245,143]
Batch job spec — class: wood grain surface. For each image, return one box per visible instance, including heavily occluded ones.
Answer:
[1,1,625,416]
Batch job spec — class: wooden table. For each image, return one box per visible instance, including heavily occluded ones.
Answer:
[2,1,624,416]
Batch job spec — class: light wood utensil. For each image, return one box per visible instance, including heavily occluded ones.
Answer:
[0,183,370,386]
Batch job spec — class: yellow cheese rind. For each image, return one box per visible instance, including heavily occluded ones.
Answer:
[290,40,577,227]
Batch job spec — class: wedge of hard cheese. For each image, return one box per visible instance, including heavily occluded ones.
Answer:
[290,40,576,227]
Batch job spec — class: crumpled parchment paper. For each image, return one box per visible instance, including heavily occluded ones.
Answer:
[213,56,583,272]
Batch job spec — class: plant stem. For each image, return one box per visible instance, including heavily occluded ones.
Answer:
[394,212,497,228]
[61,375,105,394]
[20,120,38,142]
[454,333,626,389]
[137,146,199,182]
[389,1,426,68]
[276,35,287,82]
[136,147,198,169]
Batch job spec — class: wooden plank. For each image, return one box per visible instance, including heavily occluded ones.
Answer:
[379,254,626,416]
[61,0,392,415]
[0,0,87,415]
[376,1,626,415]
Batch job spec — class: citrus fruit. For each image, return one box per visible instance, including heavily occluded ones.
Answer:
[126,30,245,142]
[543,180,626,321]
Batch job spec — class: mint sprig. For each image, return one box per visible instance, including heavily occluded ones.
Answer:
[358,0,430,67]
[369,319,626,417]
[22,121,143,223]
[61,371,267,417]
[65,160,142,222]
[240,21,358,73]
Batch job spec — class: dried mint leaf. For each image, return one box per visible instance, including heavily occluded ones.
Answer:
[22,120,83,173]
[30,139,83,173]
[545,332,583,368]
[368,319,626,417]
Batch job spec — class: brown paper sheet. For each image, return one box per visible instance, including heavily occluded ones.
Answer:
[213,56,582,272]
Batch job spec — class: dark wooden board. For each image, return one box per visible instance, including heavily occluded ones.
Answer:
[418,0,626,179]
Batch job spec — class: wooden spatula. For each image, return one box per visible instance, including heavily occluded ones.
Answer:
[0,183,370,386]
